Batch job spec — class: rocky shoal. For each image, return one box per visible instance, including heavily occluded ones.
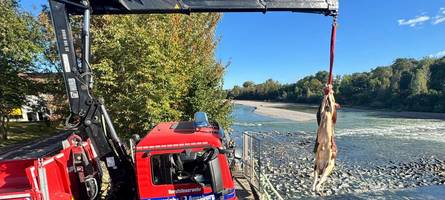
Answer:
[243,131,445,199]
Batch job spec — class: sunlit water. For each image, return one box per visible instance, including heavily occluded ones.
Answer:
[230,104,445,199]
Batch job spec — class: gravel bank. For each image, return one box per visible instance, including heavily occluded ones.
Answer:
[233,100,315,122]
[252,131,445,199]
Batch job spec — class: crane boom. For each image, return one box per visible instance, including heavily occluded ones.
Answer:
[65,0,338,15]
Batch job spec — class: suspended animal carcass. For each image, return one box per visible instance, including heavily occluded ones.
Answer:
[312,85,338,193]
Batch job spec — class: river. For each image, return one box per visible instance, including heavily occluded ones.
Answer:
[230,104,445,199]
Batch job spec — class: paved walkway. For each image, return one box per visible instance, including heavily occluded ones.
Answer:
[233,171,257,199]
[0,131,72,160]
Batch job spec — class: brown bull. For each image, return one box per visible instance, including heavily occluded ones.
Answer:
[312,85,337,193]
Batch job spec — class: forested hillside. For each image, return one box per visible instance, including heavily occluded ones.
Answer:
[229,57,445,112]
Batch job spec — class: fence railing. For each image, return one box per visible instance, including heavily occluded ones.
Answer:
[241,132,284,200]
[242,132,260,191]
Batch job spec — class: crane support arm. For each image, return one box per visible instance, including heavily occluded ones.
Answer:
[62,0,338,16]
[49,1,136,198]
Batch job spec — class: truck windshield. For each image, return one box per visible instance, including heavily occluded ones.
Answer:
[151,151,212,185]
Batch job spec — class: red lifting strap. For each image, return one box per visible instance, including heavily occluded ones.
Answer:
[328,17,337,85]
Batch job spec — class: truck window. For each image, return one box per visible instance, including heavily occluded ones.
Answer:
[151,152,212,185]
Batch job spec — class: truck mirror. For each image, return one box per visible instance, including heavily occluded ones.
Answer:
[208,156,224,195]
[129,134,141,162]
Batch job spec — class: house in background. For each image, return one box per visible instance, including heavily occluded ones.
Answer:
[10,73,65,122]
[10,95,49,122]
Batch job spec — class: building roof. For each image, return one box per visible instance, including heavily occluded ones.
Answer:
[18,72,61,83]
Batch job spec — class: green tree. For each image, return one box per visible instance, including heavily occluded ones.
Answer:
[83,14,231,136]
[410,68,428,95]
[410,58,434,95]
[338,75,353,104]
[429,57,445,92]
[399,71,413,96]
[229,85,242,98]
[229,56,445,113]
[0,0,44,139]
[390,58,417,92]
[242,81,255,88]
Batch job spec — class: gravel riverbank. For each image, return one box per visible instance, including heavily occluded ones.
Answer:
[254,130,445,199]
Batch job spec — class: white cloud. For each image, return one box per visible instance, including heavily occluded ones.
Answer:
[432,16,445,25]
[431,7,445,25]
[398,16,430,27]
[429,50,445,58]
[399,7,445,27]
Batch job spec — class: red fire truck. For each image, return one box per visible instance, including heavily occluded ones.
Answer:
[0,0,338,199]
[134,113,236,200]
[0,113,236,200]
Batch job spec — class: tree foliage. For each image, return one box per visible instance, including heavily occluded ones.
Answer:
[0,0,44,139]
[229,56,445,113]
[73,14,232,136]
[39,12,232,136]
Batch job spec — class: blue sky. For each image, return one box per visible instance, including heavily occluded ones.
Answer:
[21,1,445,89]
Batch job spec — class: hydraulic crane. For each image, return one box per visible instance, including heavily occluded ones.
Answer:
[0,0,338,199]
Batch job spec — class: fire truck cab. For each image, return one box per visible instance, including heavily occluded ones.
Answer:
[133,112,236,200]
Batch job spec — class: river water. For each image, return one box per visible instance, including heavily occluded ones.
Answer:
[230,104,445,199]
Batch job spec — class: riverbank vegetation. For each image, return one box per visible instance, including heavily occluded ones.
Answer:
[229,57,445,113]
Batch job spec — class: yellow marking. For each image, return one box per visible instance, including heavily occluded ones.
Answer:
[10,108,22,116]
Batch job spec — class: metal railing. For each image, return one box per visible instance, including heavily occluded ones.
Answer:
[241,132,284,200]
[242,132,261,192]
[260,173,284,200]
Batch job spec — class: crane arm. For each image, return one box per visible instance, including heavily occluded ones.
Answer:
[65,0,338,16]
[49,1,135,198]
